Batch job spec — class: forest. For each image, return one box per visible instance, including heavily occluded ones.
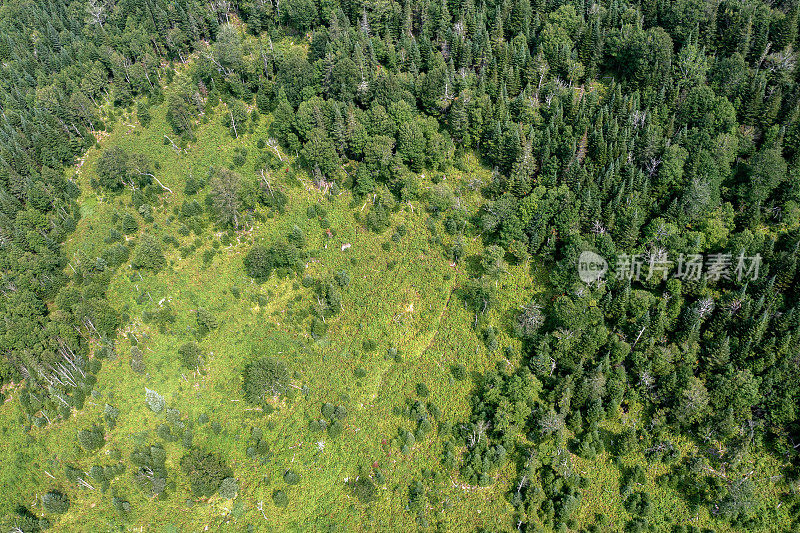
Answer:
[0,0,799,530]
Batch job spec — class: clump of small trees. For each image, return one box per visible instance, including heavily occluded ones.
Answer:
[308,401,348,438]
[131,443,168,496]
[244,240,302,280]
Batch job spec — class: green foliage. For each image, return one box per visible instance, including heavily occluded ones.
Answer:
[624,491,652,517]
[77,424,105,451]
[283,470,300,485]
[327,420,344,438]
[301,129,339,178]
[137,101,152,127]
[244,240,302,280]
[132,235,166,272]
[41,490,70,514]
[334,270,350,288]
[95,147,130,191]
[122,214,139,234]
[333,405,347,420]
[272,489,289,507]
[209,168,243,229]
[166,73,199,137]
[247,427,270,457]
[145,388,165,414]
[131,444,168,496]
[104,404,120,429]
[180,448,234,497]
[352,477,378,503]
[178,342,203,369]
[242,357,290,405]
[243,246,274,280]
[451,364,467,381]
[515,302,544,339]
[5,0,800,529]
[218,477,238,499]
[112,496,131,513]
[196,308,218,336]
[313,281,342,318]
[365,203,391,233]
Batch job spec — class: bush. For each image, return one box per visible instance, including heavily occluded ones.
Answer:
[130,443,168,496]
[353,477,378,503]
[335,270,350,287]
[78,424,105,451]
[218,477,238,499]
[14,506,50,531]
[362,339,377,352]
[232,149,247,167]
[95,146,129,191]
[243,241,302,280]
[180,448,233,497]
[181,199,204,217]
[624,491,652,517]
[272,489,288,507]
[328,420,343,438]
[104,404,120,428]
[132,235,166,272]
[310,317,327,338]
[112,496,131,513]
[270,240,301,271]
[184,176,202,195]
[283,470,300,485]
[137,101,151,127]
[365,202,390,232]
[287,225,305,247]
[103,243,130,267]
[145,388,165,413]
[483,326,498,352]
[244,245,274,280]
[242,357,290,405]
[178,341,203,369]
[156,423,175,442]
[451,364,467,381]
[416,383,429,397]
[122,213,139,234]
[42,490,70,514]
[515,302,544,339]
[196,308,218,335]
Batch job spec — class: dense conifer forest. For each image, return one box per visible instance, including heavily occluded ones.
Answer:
[1,0,799,530]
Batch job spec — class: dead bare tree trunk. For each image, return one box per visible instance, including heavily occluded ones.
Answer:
[136,169,173,193]
[229,107,238,138]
